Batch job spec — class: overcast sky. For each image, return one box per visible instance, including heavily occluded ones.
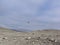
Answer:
[0,0,60,30]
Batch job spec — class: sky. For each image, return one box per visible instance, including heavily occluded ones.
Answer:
[0,0,60,31]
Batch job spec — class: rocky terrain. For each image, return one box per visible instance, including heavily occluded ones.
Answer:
[0,28,60,45]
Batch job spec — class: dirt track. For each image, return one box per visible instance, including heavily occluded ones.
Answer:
[0,28,60,45]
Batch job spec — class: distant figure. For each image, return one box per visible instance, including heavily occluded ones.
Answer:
[27,21,30,24]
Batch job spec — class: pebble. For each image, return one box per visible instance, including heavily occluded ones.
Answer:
[32,41,35,44]
[2,37,8,40]
[28,37,31,39]
[25,37,32,40]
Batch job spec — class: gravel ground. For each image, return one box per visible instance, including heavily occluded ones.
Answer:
[0,28,60,45]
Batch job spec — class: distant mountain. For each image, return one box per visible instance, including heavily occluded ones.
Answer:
[0,27,9,30]
[0,27,31,32]
[11,28,31,32]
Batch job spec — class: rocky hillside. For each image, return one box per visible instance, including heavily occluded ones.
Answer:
[0,28,60,45]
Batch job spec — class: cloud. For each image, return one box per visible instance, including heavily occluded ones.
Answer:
[0,0,60,30]
[35,0,60,23]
